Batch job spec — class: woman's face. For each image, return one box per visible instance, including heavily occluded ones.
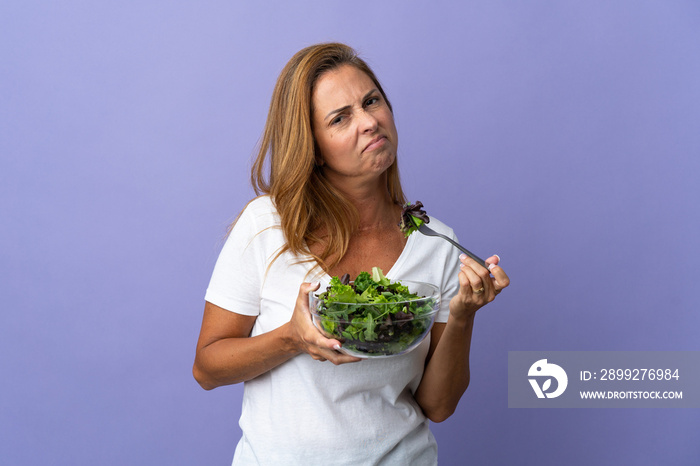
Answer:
[311,65,398,188]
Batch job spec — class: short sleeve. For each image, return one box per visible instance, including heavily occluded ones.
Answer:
[204,198,277,316]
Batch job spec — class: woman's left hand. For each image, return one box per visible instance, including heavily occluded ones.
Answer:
[449,254,510,320]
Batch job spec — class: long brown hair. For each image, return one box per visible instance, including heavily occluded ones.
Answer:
[251,43,406,272]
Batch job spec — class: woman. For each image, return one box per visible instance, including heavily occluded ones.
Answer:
[193,43,509,465]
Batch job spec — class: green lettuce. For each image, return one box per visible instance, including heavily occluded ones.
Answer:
[314,268,437,355]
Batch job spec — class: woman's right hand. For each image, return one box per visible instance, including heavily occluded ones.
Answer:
[288,282,362,365]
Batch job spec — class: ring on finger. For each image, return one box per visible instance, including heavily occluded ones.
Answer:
[473,287,485,295]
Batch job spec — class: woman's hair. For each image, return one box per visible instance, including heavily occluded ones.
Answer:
[251,42,406,272]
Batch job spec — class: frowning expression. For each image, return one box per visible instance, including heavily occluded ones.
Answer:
[312,65,398,187]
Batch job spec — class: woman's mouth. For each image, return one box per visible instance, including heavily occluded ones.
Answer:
[363,135,387,152]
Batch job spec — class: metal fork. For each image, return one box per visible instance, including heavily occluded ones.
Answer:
[415,222,489,270]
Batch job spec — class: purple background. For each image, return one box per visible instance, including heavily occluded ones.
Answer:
[2,1,699,465]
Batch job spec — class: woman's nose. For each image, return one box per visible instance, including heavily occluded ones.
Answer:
[358,110,378,132]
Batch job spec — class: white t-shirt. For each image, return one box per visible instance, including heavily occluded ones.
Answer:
[205,196,461,465]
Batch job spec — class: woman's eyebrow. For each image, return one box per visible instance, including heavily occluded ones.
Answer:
[324,88,379,121]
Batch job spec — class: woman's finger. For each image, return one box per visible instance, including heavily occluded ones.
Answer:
[488,263,510,293]
[459,263,485,295]
[296,281,320,313]
[310,341,361,365]
[459,254,494,292]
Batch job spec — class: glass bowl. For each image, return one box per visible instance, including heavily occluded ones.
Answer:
[309,280,440,358]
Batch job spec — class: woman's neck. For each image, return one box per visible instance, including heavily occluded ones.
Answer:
[332,177,398,231]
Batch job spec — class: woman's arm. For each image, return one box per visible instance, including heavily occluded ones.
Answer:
[414,255,510,422]
[193,282,360,390]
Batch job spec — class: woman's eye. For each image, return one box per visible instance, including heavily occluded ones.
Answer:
[330,115,345,125]
[365,96,379,106]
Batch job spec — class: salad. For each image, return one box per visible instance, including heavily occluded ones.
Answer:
[312,267,438,356]
[399,201,430,237]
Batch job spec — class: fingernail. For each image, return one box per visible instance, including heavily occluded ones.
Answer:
[333,344,341,350]
[310,281,320,288]
[488,263,496,271]
[494,254,501,262]
[459,254,467,260]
